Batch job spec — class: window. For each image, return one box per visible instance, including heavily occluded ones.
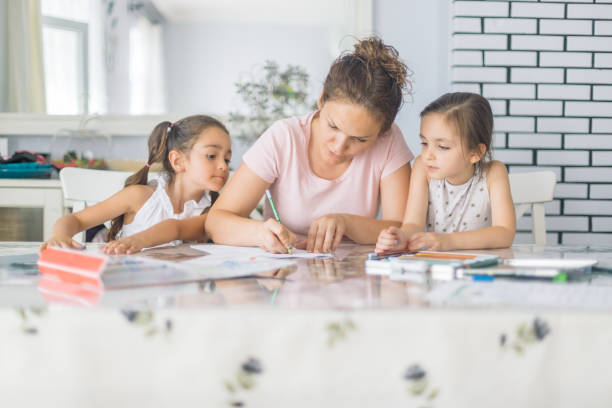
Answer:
[41,0,90,114]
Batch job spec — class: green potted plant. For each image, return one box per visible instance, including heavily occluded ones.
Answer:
[228,60,316,145]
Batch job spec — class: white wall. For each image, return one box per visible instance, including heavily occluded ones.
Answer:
[163,22,335,116]
[374,0,452,155]
[0,0,7,112]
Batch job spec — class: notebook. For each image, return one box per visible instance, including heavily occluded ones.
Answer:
[37,246,295,290]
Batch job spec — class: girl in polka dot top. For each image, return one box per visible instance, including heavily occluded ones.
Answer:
[376,92,516,252]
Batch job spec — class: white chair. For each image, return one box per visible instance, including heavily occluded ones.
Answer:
[60,167,133,242]
[508,170,557,245]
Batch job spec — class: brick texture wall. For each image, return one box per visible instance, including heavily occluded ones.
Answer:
[452,0,612,245]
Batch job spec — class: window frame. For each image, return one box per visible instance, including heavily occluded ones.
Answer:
[41,15,89,114]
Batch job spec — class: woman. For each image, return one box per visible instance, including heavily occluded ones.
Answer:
[207,36,414,253]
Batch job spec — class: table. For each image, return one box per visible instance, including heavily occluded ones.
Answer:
[1,242,612,407]
[0,179,64,240]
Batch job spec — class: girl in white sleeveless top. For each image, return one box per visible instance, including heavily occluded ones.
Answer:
[41,115,232,254]
[376,92,516,252]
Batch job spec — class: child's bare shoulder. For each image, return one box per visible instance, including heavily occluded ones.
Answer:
[485,160,508,177]
[485,161,510,187]
[122,184,155,202]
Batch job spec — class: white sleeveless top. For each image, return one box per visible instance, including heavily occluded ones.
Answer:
[426,166,492,233]
[118,174,212,246]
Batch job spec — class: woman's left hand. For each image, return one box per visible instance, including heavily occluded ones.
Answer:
[407,232,449,252]
[305,214,347,253]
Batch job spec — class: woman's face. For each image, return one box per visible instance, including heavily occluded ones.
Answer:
[314,99,382,166]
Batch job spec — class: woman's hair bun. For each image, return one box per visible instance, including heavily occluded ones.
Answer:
[353,36,409,92]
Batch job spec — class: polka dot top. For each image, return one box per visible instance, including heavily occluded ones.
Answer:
[426,166,492,233]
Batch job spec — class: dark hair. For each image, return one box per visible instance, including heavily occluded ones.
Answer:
[420,92,493,168]
[107,115,228,241]
[321,36,411,134]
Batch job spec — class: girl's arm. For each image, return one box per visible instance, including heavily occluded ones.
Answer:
[409,161,516,251]
[206,163,299,253]
[376,157,429,252]
[103,214,208,254]
[40,185,150,251]
[331,162,412,244]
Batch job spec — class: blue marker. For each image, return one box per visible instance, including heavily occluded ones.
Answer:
[471,274,494,282]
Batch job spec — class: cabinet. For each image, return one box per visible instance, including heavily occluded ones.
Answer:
[0,179,64,240]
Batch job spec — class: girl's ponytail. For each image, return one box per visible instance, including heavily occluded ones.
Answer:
[107,121,172,241]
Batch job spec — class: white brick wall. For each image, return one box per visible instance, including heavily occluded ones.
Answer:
[593,85,612,100]
[483,83,535,98]
[567,4,612,19]
[512,3,565,18]
[593,151,612,165]
[565,134,612,149]
[484,18,537,33]
[540,19,592,35]
[592,217,612,232]
[538,150,589,165]
[454,51,483,65]
[511,67,564,83]
[593,119,612,133]
[510,100,562,115]
[485,51,537,66]
[591,185,612,199]
[565,200,612,215]
[452,0,612,245]
[508,133,561,148]
[537,84,590,100]
[540,52,592,67]
[512,35,564,50]
[554,183,588,198]
[595,53,612,68]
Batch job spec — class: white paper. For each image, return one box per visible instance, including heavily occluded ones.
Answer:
[191,244,332,259]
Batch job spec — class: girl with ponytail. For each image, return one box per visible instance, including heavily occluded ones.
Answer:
[41,115,231,254]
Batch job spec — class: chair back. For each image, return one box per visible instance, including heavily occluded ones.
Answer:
[59,168,134,242]
[508,170,557,245]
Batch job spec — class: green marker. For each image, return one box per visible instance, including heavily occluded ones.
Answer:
[265,189,292,254]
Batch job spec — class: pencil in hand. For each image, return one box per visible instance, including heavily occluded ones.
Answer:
[265,189,292,254]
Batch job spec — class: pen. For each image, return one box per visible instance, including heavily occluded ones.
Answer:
[265,189,292,254]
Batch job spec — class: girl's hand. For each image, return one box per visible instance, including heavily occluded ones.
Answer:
[375,226,408,254]
[258,219,299,254]
[408,232,449,251]
[103,236,146,255]
[40,235,85,252]
[306,214,346,253]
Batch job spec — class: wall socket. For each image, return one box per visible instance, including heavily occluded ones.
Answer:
[0,138,7,158]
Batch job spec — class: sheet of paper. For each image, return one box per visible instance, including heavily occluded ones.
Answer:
[425,280,612,309]
[191,244,332,259]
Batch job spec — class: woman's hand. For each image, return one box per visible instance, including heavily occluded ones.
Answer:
[40,234,84,252]
[258,219,299,254]
[375,226,408,254]
[306,214,346,253]
[103,236,147,255]
[407,232,449,251]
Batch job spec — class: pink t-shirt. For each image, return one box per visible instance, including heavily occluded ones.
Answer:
[243,112,414,235]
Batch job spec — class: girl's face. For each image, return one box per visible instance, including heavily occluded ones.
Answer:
[184,127,232,192]
[314,99,381,166]
[419,113,483,185]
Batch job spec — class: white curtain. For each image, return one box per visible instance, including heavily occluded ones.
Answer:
[7,0,46,113]
[129,15,166,115]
